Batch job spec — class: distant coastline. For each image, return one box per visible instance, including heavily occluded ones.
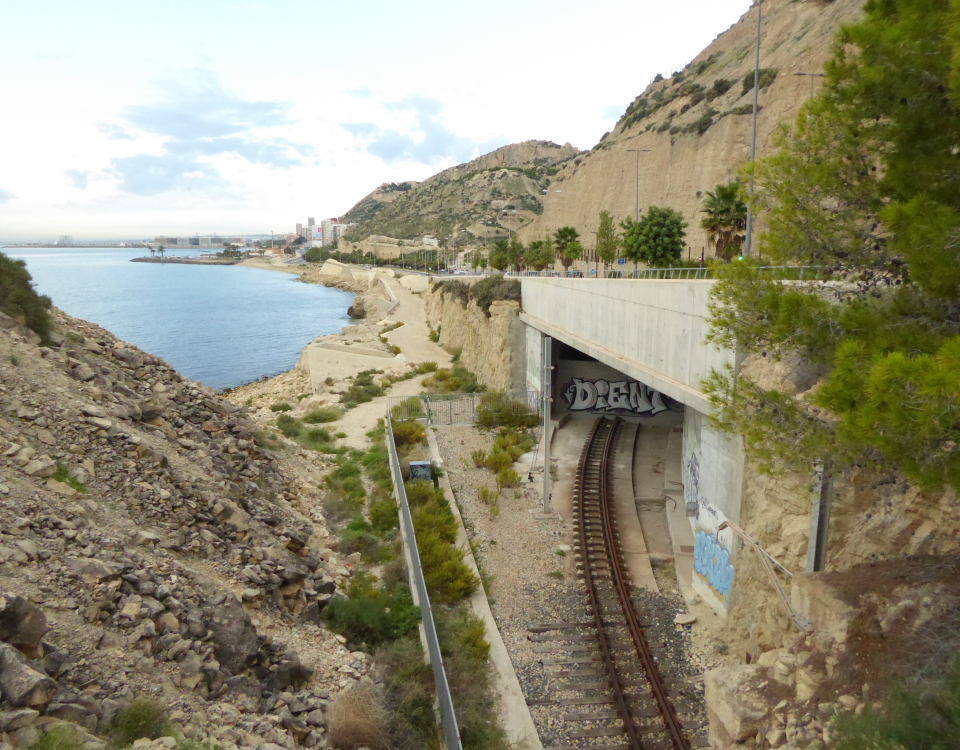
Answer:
[130,256,239,265]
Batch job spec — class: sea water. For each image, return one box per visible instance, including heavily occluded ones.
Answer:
[4,247,352,390]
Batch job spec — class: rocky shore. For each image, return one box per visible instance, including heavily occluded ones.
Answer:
[0,308,375,750]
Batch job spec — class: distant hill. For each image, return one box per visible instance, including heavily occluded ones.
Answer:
[341,140,579,248]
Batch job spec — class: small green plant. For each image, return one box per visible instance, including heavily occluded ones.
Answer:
[8,355,18,367]
[547,570,564,580]
[302,406,343,423]
[428,328,440,343]
[345,400,358,409]
[50,465,86,493]
[111,698,170,746]
[471,449,488,468]
[381,321,405,333]
[324,376,335,385]
[496,467,520,490]
[270,401,292,412]
[334,431,347,439]
[276,413,300,437]
[296,393,309,401]
[32,725,83,750]
[489,501,500,518]
[477,486,496,505]
[485,450,513,473]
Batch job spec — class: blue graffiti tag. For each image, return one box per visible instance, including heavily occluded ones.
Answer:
[693,529,735,600]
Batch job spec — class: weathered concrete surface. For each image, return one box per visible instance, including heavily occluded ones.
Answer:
[520,279,734,413]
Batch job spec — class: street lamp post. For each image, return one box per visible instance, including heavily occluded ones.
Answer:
[744,0,763,258]
[625,148,651,222]
[794,71,825,100]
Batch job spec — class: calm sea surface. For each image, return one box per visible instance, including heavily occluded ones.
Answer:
[3,247,352,390]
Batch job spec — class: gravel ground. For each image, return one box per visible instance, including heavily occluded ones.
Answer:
[434,424,709,748]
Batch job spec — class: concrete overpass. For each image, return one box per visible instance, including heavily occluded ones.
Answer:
[520,278,744,614]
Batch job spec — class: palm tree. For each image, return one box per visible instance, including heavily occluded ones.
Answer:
[700,181,747,260]
[157,245,165,259]
[553,226,581,270]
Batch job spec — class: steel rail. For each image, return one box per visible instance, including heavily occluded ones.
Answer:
[575,416,692,750]
[597,420,690,750]
[575,417,642,748]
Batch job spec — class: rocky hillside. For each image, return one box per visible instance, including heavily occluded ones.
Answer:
[0,309,369,750]
[341,140,579,248]
[520,0,863,256]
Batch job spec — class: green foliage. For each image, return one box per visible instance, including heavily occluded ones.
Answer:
[392,420,427,448]
[553,226,582,269]
[831,659,960,750]
[420,363,483,393]
[340,369,385,404]
[51,465,86,494]
[496,468,520,490]
[484,450,513,473]
[369,498,399,535]
[706,78,733,101]
[111,698,170,746]
[469,275,520,315]
[31,725,83,750]
[0,252,52,340]
[302,407,342,423]
[741,67,778,95]
[701,181,747,260]
[416,530,478,603]
[525,238,555,271]
[276,414,301,437]
[621,207,687,267]
[475,395,539,431]
[323,579,420,649]
[596,210,620,264]
[707,0,960,490]
[269,401,292,412]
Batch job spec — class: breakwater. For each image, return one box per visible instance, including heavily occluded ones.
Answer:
[131,256,239,265]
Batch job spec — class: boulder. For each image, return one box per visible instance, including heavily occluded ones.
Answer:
[0,597,48,654]
[68,558,123,584]
[23,456,57,478]
[0,643,57,707]
[0,707,39,731]
[261,656,313,693]
[204,597,259,675]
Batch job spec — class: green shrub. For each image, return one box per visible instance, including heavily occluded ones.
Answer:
[111,698,170,746]
[471,449,487,468]
[496,468,520,490]
[429,328,440,342]
[276,414,301,437]
[391,397,424,420]
[369,498,399,535]
[392,420,427,448]
[270,401,292,412]
[415,361,438,373]
[484,450,513,473]
[301,428,333,450]
[32,725,83,750]
[303,407,343,423]
[467,275,521,316]
[339,518,388,561]
[345,400,358,409]
[741,67,778,95]
[477,486,496,505]
[412,502,458,545]
[0,252,52,340]
[334,431,347,438]
[340,369,385,404]
[415,530,478,604]
[476,396,539,430]
[323,585,420,649]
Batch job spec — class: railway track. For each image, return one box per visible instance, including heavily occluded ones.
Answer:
[532,416,706,750]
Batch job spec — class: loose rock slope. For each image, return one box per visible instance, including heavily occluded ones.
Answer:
[0,309,372,750]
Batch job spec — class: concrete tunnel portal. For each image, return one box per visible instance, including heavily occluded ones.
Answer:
[519,278,746,615]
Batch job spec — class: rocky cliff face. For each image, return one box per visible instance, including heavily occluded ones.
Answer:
[0,309,369,750]
[423,287,524,392]
[341,141,579,248]
[519,0,864,258]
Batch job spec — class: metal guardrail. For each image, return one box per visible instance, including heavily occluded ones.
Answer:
[385,414,462,750]
[507,265,826,280]
[387,391,542,426]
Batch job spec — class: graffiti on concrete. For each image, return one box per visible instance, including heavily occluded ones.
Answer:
[562,378,670,416]
[693,528,735,601]
[683,451,719,523]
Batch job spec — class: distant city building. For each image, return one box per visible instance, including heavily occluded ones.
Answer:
[56,235,74,246]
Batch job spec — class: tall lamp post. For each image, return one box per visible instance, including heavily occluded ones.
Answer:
[793,71,825,101]
[625,148,651,222]
[744,0,763,258]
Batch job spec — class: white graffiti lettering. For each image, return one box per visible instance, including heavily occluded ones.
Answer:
[562,378,669,416]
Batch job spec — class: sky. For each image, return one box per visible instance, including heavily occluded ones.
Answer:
[0,0,753,241]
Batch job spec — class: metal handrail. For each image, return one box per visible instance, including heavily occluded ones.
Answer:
[509,265,826,280]
[386,414,462,750]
